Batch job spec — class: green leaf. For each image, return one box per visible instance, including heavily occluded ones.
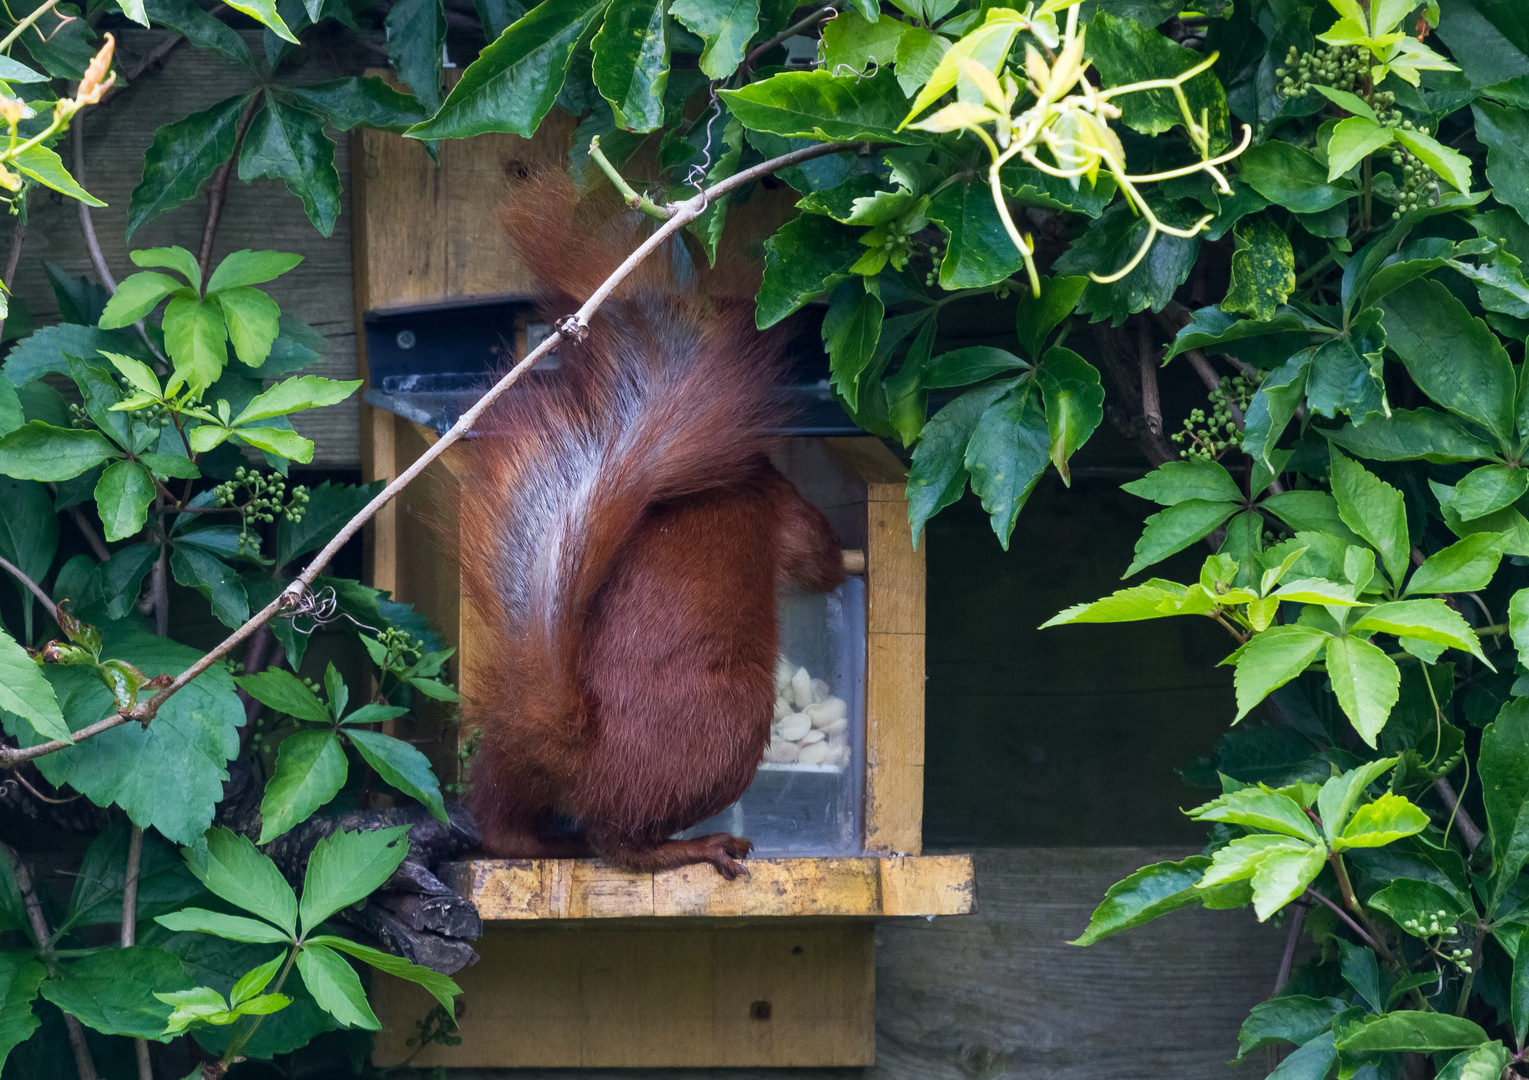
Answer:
[0,953,46,1066]
[1238,141,1357,214]
[1015,274,1086,360]
[1393,127,1471,194]
[1190,785,1323,841]
[232,426,315,463]
[721,68,918,144]
[298,825,412,932]
[282,78,429,134]
[305,934,458,1012]
[1163,306,1328,363]
[216,287,282,368]
[898,7,1020,124]
[823,279,883,412]
[1052,198,1199,326]
[1324,408,1498,463]
[1437,1044,1512,1080]
[1515,946,1529,1048]
[1329,448,1409,587]
[0,55,46,82]
[964,384,1051,548]
[1229,625,1330,722]
[906,380,1016,546]
[235,668,330,723]
[1479,699,1529,904]
[1334,1012,1489,1053]
[205,254,303,299]
[590,0,668,131]
[222,0,297,40]
[1353,599,1488,662]
[0,421,118,481]
[922,346,1028,389]
[143,0,252,66]
[1265,1032,1338,1080]
[131,246,202,292]
[1326,116,1395,181]
[1405,532,1504,596]
[670,0,757,79]
[1452,464,1528,521]
[155,908,293,944]
[232,377,360,429]
[755,214,864,328]
[11,144,103,207]
[1512,588,1529,671]
[128,94,254,240]
[1379,278,1516,448]
[1325,635,1400,747]
[1474,102,1529,220]
[1248,843,1326,921]
[1122,457,1241,506]
[1068,856,1210,946]
[1236,996,1347,1061]
[239,96,342,237]
[64,819,202,930]
[1125,499,1239,578]
[1242,353,1312,470]
[1316,757,1399,845]
[162,297,229,396]
[1366,878,1471,936]
[1335,791,1428,848]
[170,544,248,628]
[39,946,192,1040]
[1086,11,1229,149]
[0,626,70,744]
[1041,580,1206,627]
[1222,216,1296,322]
[187,827,298,935]
[822,7,904,76]
[926,179,1027,289]
[258,731,348,844]
[344,729,447,822]
[1035,346,1103,485]
[384,0,446,114]
[231,954,285,1006]
[93,461,155,543]
[275,480,382,568]
[407,0,612,140]
[294,944,379,1029]
[99,271,187,329]
[1305,312,1385,420]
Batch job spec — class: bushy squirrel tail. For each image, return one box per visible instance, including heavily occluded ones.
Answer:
[459,171,787,747]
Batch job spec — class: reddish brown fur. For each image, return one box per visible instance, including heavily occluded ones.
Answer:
[459,173,844,878]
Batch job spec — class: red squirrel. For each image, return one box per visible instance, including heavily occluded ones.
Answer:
[458,175,846,879]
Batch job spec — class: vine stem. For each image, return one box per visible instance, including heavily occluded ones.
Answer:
[0,0,62,54]
[0,139,862,772]
[1434,775,1484,854]
[71,118,115,292]
[197,95,262,282]
[0,551,59,624]
[120,825,152,1080]
[3,843,100,1080]
[743,3,837,72]
[0,199,25,342]
[1305,887,1388,960]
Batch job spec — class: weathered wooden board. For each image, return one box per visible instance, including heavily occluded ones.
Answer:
[407,847,1285,1080]
[371,921,879,1068]
[446,855,975,920]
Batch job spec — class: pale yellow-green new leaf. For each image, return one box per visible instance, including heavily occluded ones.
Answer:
[1226,625,1329,721]
[1334,792,1430,850]
[1325,635,1400,747]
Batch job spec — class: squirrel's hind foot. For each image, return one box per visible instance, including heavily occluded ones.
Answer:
[592,830,754,879]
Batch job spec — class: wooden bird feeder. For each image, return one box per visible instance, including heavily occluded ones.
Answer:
[349,99,976,1068]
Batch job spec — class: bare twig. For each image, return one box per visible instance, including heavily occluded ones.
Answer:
[197,96,262,282]
[69,506,112,562]
[120,825,152,1080]
[0,551,59,624]
[1273,899,1307,995]
[744,3,836,71]
[150,541,168,639]
[1136,316,1162,436]
[0,203,25,342]
[71,119,115,293]
[3,842,101,1080]
[1305,888,1386,958]
[1435,776,1484,854]
[0,140,862,772]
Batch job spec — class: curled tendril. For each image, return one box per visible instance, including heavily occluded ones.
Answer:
[283,585,381,637]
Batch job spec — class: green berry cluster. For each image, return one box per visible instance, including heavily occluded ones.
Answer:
[1402,908,1456,938]
[212,466,310,554]
[1275,44,1365,98]
[861,219,919,271]
[445,727,480,800]
[1388,133,1442,218]
[922,242,944,287]
[113,374,172,429]
[67,402,97,431]
[1172,374,1256,461]
[1445,945,1473,973]
[375,624,424,672]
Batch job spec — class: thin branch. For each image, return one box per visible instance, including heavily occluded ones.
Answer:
[1435,776,1485,854]
[0,203,26,342]
[1305,888,1386,958]
[0,551,59,624]
[3,842,100,1080]
[150,541,169,638]
[0,139,862,772]
[744,3,836,71]
[70,506,111,562]
[1273,900,1307,995]
[197,96,262,282]
[121,825,152,1080]
[72,118,115,293]
[1136,316,1162,436]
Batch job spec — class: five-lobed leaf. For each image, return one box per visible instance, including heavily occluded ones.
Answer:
[298,825,412,933]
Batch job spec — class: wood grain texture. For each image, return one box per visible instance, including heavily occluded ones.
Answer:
[445,855,975,920]
[864,632,925,856]
[371,921,878,1067]
[11,30,369,466]
[406,847,1287,1080]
